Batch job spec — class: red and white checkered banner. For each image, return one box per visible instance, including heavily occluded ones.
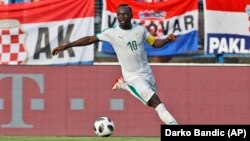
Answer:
[0,22,27,65]
[0,0,94,65]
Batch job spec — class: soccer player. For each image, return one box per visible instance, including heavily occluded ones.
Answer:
[52,4,178,125]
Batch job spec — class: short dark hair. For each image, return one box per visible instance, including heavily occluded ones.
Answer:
[118,4,132,13]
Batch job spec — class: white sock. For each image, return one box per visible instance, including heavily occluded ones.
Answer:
[155,103,178,125]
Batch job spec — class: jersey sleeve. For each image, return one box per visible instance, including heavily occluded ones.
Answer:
[96,28,113,42]
[142,26,156,46]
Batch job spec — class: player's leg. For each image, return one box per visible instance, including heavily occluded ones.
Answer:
[125,78,178,125]
[114,77,178,125]
[147,95,178,125]
[145,78,178,125]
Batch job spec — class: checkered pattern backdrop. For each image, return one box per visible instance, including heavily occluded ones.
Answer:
[0,0,94,65]
[0,27,27,65]
[141,19,164,38]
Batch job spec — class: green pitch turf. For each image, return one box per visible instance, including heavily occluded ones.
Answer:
[0,136,160,141]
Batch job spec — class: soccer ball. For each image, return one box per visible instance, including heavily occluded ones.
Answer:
[94,117,115,137]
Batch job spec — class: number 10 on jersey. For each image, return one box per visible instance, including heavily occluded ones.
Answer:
[127,41,137,51]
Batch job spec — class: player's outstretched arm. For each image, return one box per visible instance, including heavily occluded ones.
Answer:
[152,34,176,48]
[52,35,99,56]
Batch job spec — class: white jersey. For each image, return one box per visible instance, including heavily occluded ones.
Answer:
[97,24,155,82]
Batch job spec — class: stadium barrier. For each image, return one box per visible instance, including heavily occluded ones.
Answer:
[0,64,250,136]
